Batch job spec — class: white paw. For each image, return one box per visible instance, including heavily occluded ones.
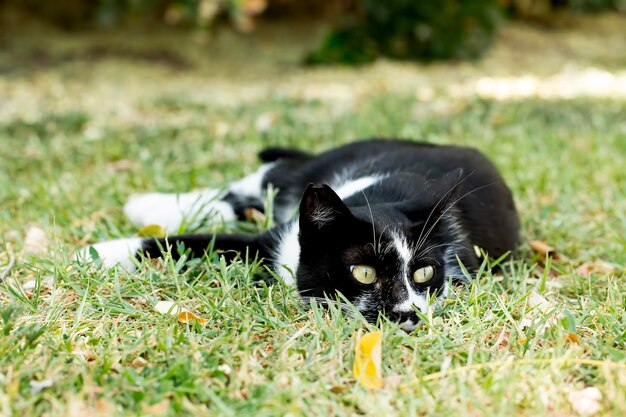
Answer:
[74,238,143,272]
[123,190,235,233]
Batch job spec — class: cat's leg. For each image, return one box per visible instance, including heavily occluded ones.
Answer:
[74,231,280,277]
[123,163,275,233]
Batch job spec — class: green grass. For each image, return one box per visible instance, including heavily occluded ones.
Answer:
[1,17,626,416]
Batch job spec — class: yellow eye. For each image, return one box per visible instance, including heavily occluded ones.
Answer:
[413,266,434,283]
[350,265,377,284]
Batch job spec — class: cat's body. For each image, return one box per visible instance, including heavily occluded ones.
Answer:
[82,139,520,331]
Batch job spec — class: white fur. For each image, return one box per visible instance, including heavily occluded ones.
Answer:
[74,238,143,272]
[334,175,384,199]
[310,205,336,227]
[399,318,418,333]
[269,176,385,286]
[123,164,274,233]
[391,231,429,314]
[228,163,275,199]
[123,189,235,233]
[272,221,300,286]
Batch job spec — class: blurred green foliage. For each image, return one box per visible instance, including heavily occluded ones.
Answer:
[4,0,625,62]
[306,0,502,64]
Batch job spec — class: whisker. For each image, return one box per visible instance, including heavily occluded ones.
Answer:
[362,191,377,255]
[415,171,475,250]
[416,180,495,252]
[416,242,468,258]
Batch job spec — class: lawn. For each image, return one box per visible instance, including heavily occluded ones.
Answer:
[1,15,626,416]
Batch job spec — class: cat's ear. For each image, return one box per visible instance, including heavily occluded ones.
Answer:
[299,184,353,231]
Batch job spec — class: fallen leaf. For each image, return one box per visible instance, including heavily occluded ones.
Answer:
[353,330,383,389]
[138,224,166,238]
[568,387,602,416]
[24,226,48,255]
[492,328,510,350]
[565,333,580,343]
[244,207,266,224]
[329,385,348,393]
[529,240,555,256]
[154,301,208,326]
[154,300,181,315]
[528,290,555,315]
[178,311,208,326]
[577,261,616,276]
[522,290,563,334]
[130,357,147,368]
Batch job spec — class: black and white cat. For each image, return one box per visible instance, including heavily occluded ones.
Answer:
[79,139,520,332]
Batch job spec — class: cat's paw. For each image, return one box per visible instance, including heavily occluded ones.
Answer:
[123,190,235,233]
[74,238,143,272]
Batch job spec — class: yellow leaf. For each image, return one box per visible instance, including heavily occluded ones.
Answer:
[178,311,208,326]
[565,332,580,343]
[154,300,207,326]
[353,331,383,389]
[138,224,166,238]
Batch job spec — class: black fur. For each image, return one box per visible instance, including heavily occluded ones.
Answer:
[134,139,520,328]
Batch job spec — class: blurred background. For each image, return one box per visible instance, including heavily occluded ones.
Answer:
[1,0,625,255]
[2,0,626,131]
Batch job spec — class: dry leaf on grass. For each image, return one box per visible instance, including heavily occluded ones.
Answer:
[568,387,602,416]
[530,240,570,263]
[353,330,383,389]
[522,291,564,334]
[178,311,208,326]
[244,207,266,224]
[529,240,556,257]
[577,261,616,276]
[154,300,208,326]
[154,300,181,315]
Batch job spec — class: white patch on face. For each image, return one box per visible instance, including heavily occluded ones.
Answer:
[391,231,429,314]
[399,318,418,333]
[123,189,235,233]
[333,175,385,199]
[74,237,143,272]
[272,221,300,286]
[228,163,275,199]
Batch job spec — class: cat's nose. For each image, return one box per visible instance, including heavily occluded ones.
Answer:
[390,310,418,322]
[388,310,420,332]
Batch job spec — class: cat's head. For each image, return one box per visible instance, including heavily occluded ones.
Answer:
[295,179,475,332]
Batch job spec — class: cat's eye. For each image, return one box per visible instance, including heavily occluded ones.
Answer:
[350,265,377,284]
[413,266,434,283]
